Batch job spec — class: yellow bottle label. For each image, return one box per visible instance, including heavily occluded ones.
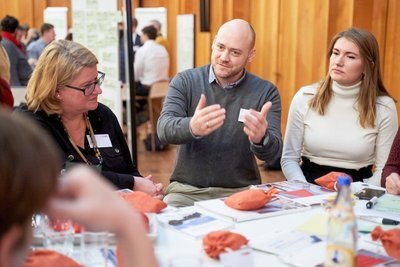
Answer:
[325,244,356,267]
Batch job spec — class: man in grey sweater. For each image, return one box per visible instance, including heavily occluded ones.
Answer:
[157,19,282,207]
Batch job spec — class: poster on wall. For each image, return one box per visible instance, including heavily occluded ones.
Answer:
[43,7,68,40]
[176,14,195,72]
[71,0,122,123]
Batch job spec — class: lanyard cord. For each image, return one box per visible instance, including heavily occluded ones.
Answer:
[63,114,103,165]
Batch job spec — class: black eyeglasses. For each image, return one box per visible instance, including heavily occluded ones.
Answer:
[65,71,105,96]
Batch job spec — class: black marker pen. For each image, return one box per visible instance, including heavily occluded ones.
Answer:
[366,196,378,209]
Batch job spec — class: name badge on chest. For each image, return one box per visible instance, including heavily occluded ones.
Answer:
[87,134,112,148]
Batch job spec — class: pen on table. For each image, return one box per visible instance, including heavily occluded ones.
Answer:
[382,218,400,225]
[366,196,378,209]
[359,216,400,225]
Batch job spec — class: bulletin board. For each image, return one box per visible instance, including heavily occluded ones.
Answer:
[176,14,195,72]
[71,0,122,123]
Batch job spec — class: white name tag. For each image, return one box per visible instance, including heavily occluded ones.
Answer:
[238,108,250,123]
[220,247,254,267]
[87,134,112,148]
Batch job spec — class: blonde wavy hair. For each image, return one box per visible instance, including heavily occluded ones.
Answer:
[309,28,393,128]
[26,40,98,115]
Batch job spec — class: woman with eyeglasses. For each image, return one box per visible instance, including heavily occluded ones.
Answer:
[17,40,163,199]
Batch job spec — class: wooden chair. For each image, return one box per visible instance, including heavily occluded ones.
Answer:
[136,81,169,151]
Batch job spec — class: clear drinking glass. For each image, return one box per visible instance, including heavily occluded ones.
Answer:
[80,230,109,267]
[41,215,74,256]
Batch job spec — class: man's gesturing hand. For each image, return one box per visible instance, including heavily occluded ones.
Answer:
[190,94,226,137]
[243,101,272,144]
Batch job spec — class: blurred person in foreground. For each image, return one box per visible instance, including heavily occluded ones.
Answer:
[0,111,157,267]
[17,39,163,198]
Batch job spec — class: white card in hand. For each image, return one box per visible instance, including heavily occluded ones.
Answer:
[238,108,250,123]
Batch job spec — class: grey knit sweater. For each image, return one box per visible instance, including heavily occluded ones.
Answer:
[157,64,282,188]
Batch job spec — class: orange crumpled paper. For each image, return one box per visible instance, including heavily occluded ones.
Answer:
[371,226,400,260]
[315,172,352,191]
[203,230,248,259]
[117,191,167,213]
[224,188,278,211]
[24,249,81,267]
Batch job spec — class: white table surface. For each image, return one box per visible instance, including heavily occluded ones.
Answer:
[37,182,396,267]
[153,185,396,267]
[154,208,317,267]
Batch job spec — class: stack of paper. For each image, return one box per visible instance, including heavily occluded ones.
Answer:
[254,180,336,206]
[195,196,310,223]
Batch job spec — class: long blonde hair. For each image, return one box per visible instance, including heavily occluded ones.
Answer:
[309,28,392,128]
[26,40,98,115]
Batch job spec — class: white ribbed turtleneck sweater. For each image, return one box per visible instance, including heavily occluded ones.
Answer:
[282,81,398,185]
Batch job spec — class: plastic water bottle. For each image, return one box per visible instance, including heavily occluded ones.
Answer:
[325,176,357,267]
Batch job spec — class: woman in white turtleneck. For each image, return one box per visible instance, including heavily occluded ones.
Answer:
[281,28,398,186]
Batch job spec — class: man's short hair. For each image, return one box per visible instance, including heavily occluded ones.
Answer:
[142,25,157,40]
[40,23,54,35]
[1,15,19,33]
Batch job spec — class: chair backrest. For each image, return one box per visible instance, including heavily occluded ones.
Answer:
[149,81,169,99]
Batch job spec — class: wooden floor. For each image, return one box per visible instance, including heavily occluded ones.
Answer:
[135,123,285,187]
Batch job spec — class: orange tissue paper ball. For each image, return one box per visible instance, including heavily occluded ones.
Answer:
[371,226,400,260]
[117,190,167,213]
[203,230,248,259]
[24,249,81,267]
[315,172,352,190]
[224,188,278,211]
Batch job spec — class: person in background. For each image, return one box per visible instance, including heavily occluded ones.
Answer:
[382,128,400,194]
[118,17,141,84]
[157,19,282,207]
[0,76,13,109]
[281,28,398,186]
[0,111,158,267]
[0,15,32,86]
[149,19,169,51]
[0,28,13,109]
[65,28,73,41]
[17,39,163,198]
[134,25,169,97]
[27,23,55,68]
[132,17,141,52]
[118,22,126,84]
[0,29,10,83]
[21,27,40,47]
[14,25,25,45]
[19,23,29,42]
